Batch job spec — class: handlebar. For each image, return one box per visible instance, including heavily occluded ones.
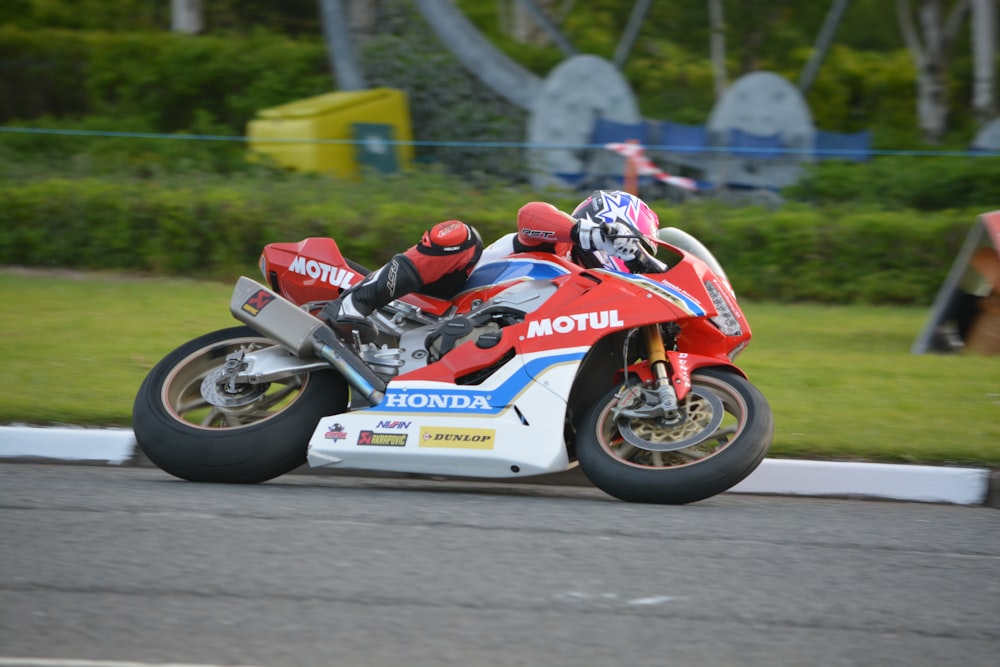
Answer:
[601,226,669,273]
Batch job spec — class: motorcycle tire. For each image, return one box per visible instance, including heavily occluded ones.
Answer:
[132,326,349,484]
[576,366,773,504]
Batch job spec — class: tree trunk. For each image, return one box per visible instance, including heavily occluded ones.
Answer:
[349,0,379,40]
[970,0,997,123]
[317,0,366,90]
[896,0,970,143]
[708,0,727,98]
[501,0,575,52]
[171,0,203,34]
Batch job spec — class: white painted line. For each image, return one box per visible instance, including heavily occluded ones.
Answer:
[730,458,990,505]
[0,426,135,464]
[0,659,261,667]
[628,595,678,606]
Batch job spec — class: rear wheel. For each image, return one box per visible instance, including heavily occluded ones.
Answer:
[576,367,773,504]
[132,326,349,483]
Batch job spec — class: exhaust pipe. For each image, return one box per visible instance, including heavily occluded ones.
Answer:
[229,276,386,404]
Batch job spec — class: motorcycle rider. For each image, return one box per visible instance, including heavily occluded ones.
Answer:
[322,190,661,342]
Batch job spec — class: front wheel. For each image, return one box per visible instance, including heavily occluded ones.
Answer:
[132,326,349,483]
[576,367,773,504]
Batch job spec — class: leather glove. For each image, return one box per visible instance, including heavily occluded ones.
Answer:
[577,218,641,261]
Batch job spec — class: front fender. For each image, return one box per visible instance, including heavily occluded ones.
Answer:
[617,351,747,401]
[665,351,746,401]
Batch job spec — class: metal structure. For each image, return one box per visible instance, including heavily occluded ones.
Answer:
[703,71,816,189]
[971,118,1000,151]
[525,55,640,191]
[412,0,542,111]
[318,0,366,91]
[313,1,854,190]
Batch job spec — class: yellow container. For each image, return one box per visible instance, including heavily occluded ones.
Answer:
[246,87,413,176]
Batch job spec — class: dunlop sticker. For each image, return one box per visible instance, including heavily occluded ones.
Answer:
[419,427,496,450]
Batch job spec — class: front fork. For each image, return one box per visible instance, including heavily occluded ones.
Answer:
[613,325,683,423]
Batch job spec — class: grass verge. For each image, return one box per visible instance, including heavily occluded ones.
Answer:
[2,269,998,467]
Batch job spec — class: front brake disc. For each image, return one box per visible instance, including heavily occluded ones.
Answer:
[617,387,724,452]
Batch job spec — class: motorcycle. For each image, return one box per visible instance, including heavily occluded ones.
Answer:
[132,227,773,504]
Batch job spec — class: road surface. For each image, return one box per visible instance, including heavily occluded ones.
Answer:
[2,464,998,667]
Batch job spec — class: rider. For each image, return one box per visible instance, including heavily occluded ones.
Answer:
[322,190,661,341]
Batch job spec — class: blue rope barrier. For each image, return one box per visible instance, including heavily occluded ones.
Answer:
[0,125,997,158]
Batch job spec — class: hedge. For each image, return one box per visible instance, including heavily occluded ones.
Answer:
[0,171,985,305]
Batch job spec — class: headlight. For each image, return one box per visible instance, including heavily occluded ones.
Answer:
[704,280,743,336]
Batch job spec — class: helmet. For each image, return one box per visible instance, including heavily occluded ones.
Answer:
[571,190,660,256]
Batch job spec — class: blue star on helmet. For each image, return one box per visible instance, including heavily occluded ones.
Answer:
[597,192,637,224]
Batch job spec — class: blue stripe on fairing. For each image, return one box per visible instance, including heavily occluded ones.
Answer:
[462,259,570,291]
[595,269,707,316]
[368,351,586,414]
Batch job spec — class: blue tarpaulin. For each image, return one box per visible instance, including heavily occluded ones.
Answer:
[728,128,784,159]
[657,121,708,154]
[814,129,872,161]
[590,118,649,146]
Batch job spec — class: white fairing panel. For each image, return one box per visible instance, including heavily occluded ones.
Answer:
[307,348,586,477]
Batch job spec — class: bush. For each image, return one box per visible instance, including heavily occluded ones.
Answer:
[0,169,984,306]
[786,156,1000,211]
[0,26,331,135]
[0,169,522,280]
[657,201,978,304]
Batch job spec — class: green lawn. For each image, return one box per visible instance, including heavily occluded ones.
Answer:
[2,269,997,467]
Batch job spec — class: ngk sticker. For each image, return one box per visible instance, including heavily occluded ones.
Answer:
[288,256,357,289]
[526,310,624,338]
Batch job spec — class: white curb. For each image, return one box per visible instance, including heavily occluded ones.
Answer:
[0,425,136,465]
[729,458,990,506]
[0,425,992,506]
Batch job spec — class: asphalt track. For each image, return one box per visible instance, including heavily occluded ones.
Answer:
[1,463,998,667]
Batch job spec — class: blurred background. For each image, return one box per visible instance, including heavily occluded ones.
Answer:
[0,0,998,308]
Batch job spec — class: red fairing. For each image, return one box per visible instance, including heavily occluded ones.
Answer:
[259,238,365,307]
[259,236,750,383]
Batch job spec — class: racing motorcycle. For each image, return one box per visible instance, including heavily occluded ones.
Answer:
[132,227,773,504]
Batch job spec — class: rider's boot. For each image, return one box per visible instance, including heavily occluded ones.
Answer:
[321,254,423,344]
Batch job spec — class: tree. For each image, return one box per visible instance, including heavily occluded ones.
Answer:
[970,0,997,123]
[707,0,727,98]
[896,0,970,142]
[171,0,203,33]
[317,0,366,89]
